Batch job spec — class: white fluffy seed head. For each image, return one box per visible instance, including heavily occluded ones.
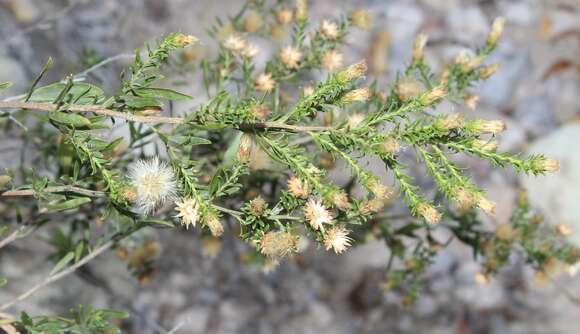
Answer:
[129,157,177,215]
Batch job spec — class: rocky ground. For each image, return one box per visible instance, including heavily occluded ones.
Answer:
[1,0,580,333]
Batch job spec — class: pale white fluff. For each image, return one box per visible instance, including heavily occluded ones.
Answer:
[129,157,177,215]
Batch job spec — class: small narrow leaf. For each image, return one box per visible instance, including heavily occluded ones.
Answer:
[49,110,92,127]
[50,251,75,275]
[48,197,92,211]
[0,82,12,90]
[136,87,192,101]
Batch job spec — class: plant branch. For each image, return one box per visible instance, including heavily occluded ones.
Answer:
[0,101,332,133]
[1,186,106,198]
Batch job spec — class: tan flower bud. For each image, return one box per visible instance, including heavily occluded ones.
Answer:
[323,226,352,254]
[496,224,514,241]
[435,113,464,131]
[320,20,339,40]
[360,198,385,215]
[287,176,309,199]
[480,63,500,79]
[487,17,506,46]
[174,34,199,47]
[472,119,506,134]
[533,158,560,173]
[412,34,428,62]
[350,9,373,30]
[205,212,224,237]
[342,87,371,103]
[295,0,308,22]
[260,231,297,257]
[321,50,343,71]
[472,139,498,152]
[395,78,423,100]
[347,113,365,129]
[476,195,496,215]
[250,196,267,216]
[121,186,138,203]
[238,134,254,163]
[439,68,451,86]
[241,43,259,59]
[255,72,276,93]
[418,203,441,225]
[379,137,400,155]
[223,34,247,53]
[276,8,294,25]
[337,60,367,83]
[454,187,477,211]
[251,104,270,120]
[243,11,263,33]
[331,190,351,210]
[302,85,314,97]
[464,93,480,110]
[421,85,448,105]
[556,223,572,237]
[279,45,303,69]
[366,178,394,200]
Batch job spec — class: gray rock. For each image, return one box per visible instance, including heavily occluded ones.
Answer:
[513,94,559,138]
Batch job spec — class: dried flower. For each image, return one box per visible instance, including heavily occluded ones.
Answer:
[472,139,498,152]
[324,226,352,254]
[366,178,394,200]
[342,87,371,103]
[337,60,367,83]
[320,20,339,40]
[241,43,259,59]
[248,147,271,171]
[472,120,506,134]
[331,190,351,210]
[556,223,572,237]
[205,212,224,237]
[260,231,297,257]
[347,113,365,129]
[533,158,560,173]
[302,85,314,97]
[476,195,496,215]
[251,103,270,120]
[439,68,451,86]
[454,187,477,211]
[243,11,263,33]
[418,203,442,225]
[412,34,428,62]
[279,45,303,69]
[223,34,247,53]
[379,137,400,155]
[496,224,515,241]
[455,51,484,71]
[287,176,309,198]
[174,34,199,47]
[321,50,343,71]
[238,134,254,163]
[276,8,294,25]
[121,186,138,203]
[295,0,308,22]
[350,9,373,30]
[304,198,333,231]
[480,63,500,79]
[360,198,385,215]
[395,78,422,100]
[175,197,200,229]
[487,17,506,46]
[421,85,448,105]
[435,113,464,131]
[249,196,267,216]
[465,93,480,110]
[129,157,177,215]
[255,73,275,93]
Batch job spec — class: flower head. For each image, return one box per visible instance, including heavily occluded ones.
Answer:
[395,78,422,100]
[260,231,297,257]
[412,34,428,62]
[350,9,373,30]
[331,190,351,210]
[556,223,572,237]
[174,34,199,47]
[337,60,367,83]
[241,43,259,59]
[295,0,308,22]
[342,87,371,103]
[379,137,400,155]
[324,226,352,254]
[250,196,267,216]
[175,197,200,228]
[472,120,506,134]
[205,212,224,237]
[465,93,480,110]
[279,45,303,69]
[472,139,498,152]
[533,157,560,173]
[251,103,270,120]
[223,34,247,53]
[480,64,500,79]
[129,157,177,215]
[304,198,333,231]
[320,20,340,40]
[255,73,275,93]
[417,203,442,225]
[347,113,365,129]
[476,195,496,215]
[243,11,263,33]
[287,176,309,198]
[321,50,343,71]
[276,8,294,25]
[487,17,506,45]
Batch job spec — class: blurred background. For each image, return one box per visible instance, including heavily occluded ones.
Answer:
[1,0,579,333]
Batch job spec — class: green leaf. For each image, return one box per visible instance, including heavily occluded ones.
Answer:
[140,219,175,228]
[49,110,92,127]
[97,309,130,319]
[123,96,162,109]
[28,82,104,104]
[48,197,92,211]
[136,87,192,101]
[0,82,12,90]
[0,277,7,287]
[75,241,85,263]
[50,251,74,275]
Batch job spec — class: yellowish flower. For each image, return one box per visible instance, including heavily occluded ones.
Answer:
[287,176,309,199]
[321,50,343,71]
[255,73,275,93]
[279,45,303,69]
[320,20,339,40]
[304,198,333,231]
[324,226,352,254]
[174,197,200,229]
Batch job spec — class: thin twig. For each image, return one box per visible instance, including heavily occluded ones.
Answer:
[1,185,106,198]
[0,230,20,250]
[0,226,140,311]
[0,101,333,133]
[74,54,134,80]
